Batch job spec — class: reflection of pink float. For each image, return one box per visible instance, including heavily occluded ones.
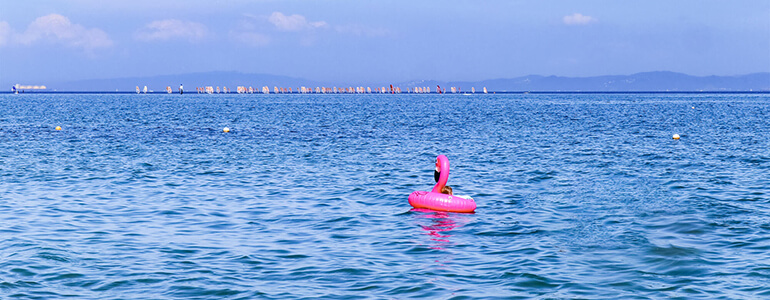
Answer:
[409,155,476,213]
[414,210,457,250]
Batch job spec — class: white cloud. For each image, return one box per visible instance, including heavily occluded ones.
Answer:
[0,21,10,47]
[231,12,388,47]
[268,12,328,31]
[135,19,208,42]
[563,13,598,26]
[15,14,113,50]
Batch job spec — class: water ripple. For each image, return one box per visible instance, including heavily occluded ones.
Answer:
[1,93,769,298]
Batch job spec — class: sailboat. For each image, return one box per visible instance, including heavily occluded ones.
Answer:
[471,87,475,93]
[483,87,488,94]
[136,86,140,94]
[166,86,172,94]
[143,86,148,94]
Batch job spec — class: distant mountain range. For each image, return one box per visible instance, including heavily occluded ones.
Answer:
[404,72,770,92]
[22,71,770,92]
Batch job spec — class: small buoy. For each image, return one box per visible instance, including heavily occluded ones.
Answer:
[55,126,62,131]
[691,107,695,109]
[223,127,230,133]
[673,134,680,140]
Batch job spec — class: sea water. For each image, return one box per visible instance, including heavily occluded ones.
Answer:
[1,93,769,299]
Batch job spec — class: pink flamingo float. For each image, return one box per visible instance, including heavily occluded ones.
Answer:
[409,155,476,213]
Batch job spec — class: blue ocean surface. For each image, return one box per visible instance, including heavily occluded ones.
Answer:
[1,93,769,299]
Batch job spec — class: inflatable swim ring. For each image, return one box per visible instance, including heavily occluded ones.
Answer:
[409,155,476,213]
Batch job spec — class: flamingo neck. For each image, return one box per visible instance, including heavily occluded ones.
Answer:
[431,155,450,193]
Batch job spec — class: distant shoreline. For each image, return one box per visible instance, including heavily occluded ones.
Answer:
[2,91,768,95]
[6,71,767,94]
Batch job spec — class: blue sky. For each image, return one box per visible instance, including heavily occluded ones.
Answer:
[1,0,768,86]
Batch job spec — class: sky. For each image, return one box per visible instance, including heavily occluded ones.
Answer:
[1,0,769,86]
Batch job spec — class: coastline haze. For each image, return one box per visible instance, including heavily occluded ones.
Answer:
[21,71,770,92]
